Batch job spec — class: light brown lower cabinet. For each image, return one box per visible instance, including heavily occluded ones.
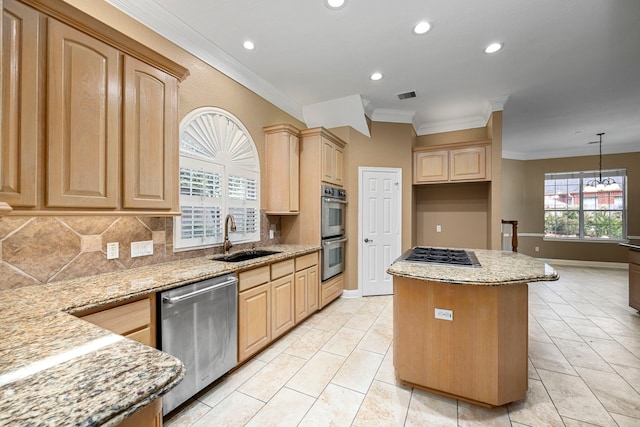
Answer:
[238,252,320,362]
[117,398,162,427]
[238,282,271,363]
[76,295,156,347]
[320,273,344,308]
[295,252,319,322]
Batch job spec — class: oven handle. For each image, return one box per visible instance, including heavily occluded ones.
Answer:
[322,197,347,204]
[323,237,348,246]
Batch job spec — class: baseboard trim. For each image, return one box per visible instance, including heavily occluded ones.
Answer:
[341,289,361,299]
[541,258,628,270]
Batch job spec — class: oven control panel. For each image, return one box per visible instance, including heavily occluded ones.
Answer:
[322,185,346,199]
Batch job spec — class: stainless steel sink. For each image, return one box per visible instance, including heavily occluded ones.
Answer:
[212,250,281,263]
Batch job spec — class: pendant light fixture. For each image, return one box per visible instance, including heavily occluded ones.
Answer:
[584,133,620,192]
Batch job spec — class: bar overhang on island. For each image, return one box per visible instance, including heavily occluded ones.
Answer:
[387,247,559,407]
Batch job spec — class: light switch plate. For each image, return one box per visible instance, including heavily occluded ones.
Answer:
[106,242,119,260]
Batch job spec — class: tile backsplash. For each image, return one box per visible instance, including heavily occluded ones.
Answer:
[0,210,280,290]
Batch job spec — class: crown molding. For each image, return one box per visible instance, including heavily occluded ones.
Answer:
[105,0,304,122]
[416,115,488,136]
[370,108,416,124]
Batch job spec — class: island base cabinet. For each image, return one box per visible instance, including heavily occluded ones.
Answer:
[117,398,162,427]
[629,250,640,311]
[393,277,528,407]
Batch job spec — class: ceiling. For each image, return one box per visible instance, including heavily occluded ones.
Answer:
[106,0,640,160]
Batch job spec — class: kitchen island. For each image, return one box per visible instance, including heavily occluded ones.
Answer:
[620,241,640,313]
[387,248,558,407]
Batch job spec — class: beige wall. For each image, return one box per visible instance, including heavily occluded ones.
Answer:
[414,182,490,249]
[412,113,503,250]
[502,152,640,262]
[332,123,415,291]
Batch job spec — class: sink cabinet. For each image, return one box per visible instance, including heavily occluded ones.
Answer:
[413,143,491,184]
[237,251,319,362]
[0,0,187,215]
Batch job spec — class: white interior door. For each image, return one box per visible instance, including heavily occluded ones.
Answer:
[359,167,402,296]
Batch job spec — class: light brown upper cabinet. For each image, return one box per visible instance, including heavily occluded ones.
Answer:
[47,19,121,208]
[321,136,345,186]
[122,57,178,210]
[264,124,301,215]
[1,0,40,208]
[413,143,491,184]
[0,0,188,215]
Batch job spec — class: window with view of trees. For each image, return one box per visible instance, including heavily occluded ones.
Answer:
[544,169,626,240]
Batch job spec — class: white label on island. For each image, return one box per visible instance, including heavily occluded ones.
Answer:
[435,308,453,321]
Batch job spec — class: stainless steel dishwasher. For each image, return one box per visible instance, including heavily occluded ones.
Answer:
[159,273,238,415]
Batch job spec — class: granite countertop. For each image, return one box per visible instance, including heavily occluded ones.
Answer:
[387,248,558,285]
[620,241,640,251]
[0,244,319,426]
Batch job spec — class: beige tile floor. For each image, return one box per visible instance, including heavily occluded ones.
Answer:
[165,266,640,426]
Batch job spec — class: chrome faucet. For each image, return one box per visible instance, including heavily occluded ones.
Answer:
[223,214,237,254]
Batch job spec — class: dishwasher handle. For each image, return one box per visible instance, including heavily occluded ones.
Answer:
[162,277,237,304]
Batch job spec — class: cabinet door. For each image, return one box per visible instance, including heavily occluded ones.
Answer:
[1,0,39,207]
[414,150,448,183]
[123,56,178,210]
[47,19,120,208]
[630,262,640,311]
[294,269,308,323]
[271,274,295,339]
[321,138,335,184]
[238,283,271,362]
[307,265,319,313]
[450,146,486,181]
[333,144,344,186]
[265,126,299,214]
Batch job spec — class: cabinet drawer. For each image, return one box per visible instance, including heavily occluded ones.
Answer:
[126,327,152,346]
[296,252,318,271]
[81,299,149,336]
[630,250,640,265]
[271,259,295,280]
[239,266,270,292]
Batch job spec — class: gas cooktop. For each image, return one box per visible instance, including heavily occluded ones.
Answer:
[400,247,481,267]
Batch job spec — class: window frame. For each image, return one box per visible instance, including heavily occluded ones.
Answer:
[174,107,260,251]
[543,169,627,242]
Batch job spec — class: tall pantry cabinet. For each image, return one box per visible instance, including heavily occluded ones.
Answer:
[0,0,188,215]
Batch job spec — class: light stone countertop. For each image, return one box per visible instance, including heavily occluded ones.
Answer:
[0,244,319,427]
[620,241,640,251]
[387,248,558,285]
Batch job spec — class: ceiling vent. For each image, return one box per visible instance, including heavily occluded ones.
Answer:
[397,91,417,100]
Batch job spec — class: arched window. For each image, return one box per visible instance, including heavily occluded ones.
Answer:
[175,107,260,250]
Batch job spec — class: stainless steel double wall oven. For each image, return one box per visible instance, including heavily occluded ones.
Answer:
[321,185,347,280]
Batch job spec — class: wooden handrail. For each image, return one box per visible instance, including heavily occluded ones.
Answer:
[501,220,518,252]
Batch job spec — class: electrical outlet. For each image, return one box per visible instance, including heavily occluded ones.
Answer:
[131,240,154,258]
[436,225,442,233]
[269,229,275,239]
[535,246,540,252]
[106,242,119,260]
[435,308,453,321]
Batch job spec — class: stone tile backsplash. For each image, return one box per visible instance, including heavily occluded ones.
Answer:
[0,211,280,290]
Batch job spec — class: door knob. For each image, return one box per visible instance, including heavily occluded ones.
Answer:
[364,238,373,243]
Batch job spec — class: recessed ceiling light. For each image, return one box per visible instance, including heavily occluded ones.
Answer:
[413,21,431,35]
[325,0,347,9]
[484,42,504,54]
[370,72,383,81]
[243,41,255,50]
